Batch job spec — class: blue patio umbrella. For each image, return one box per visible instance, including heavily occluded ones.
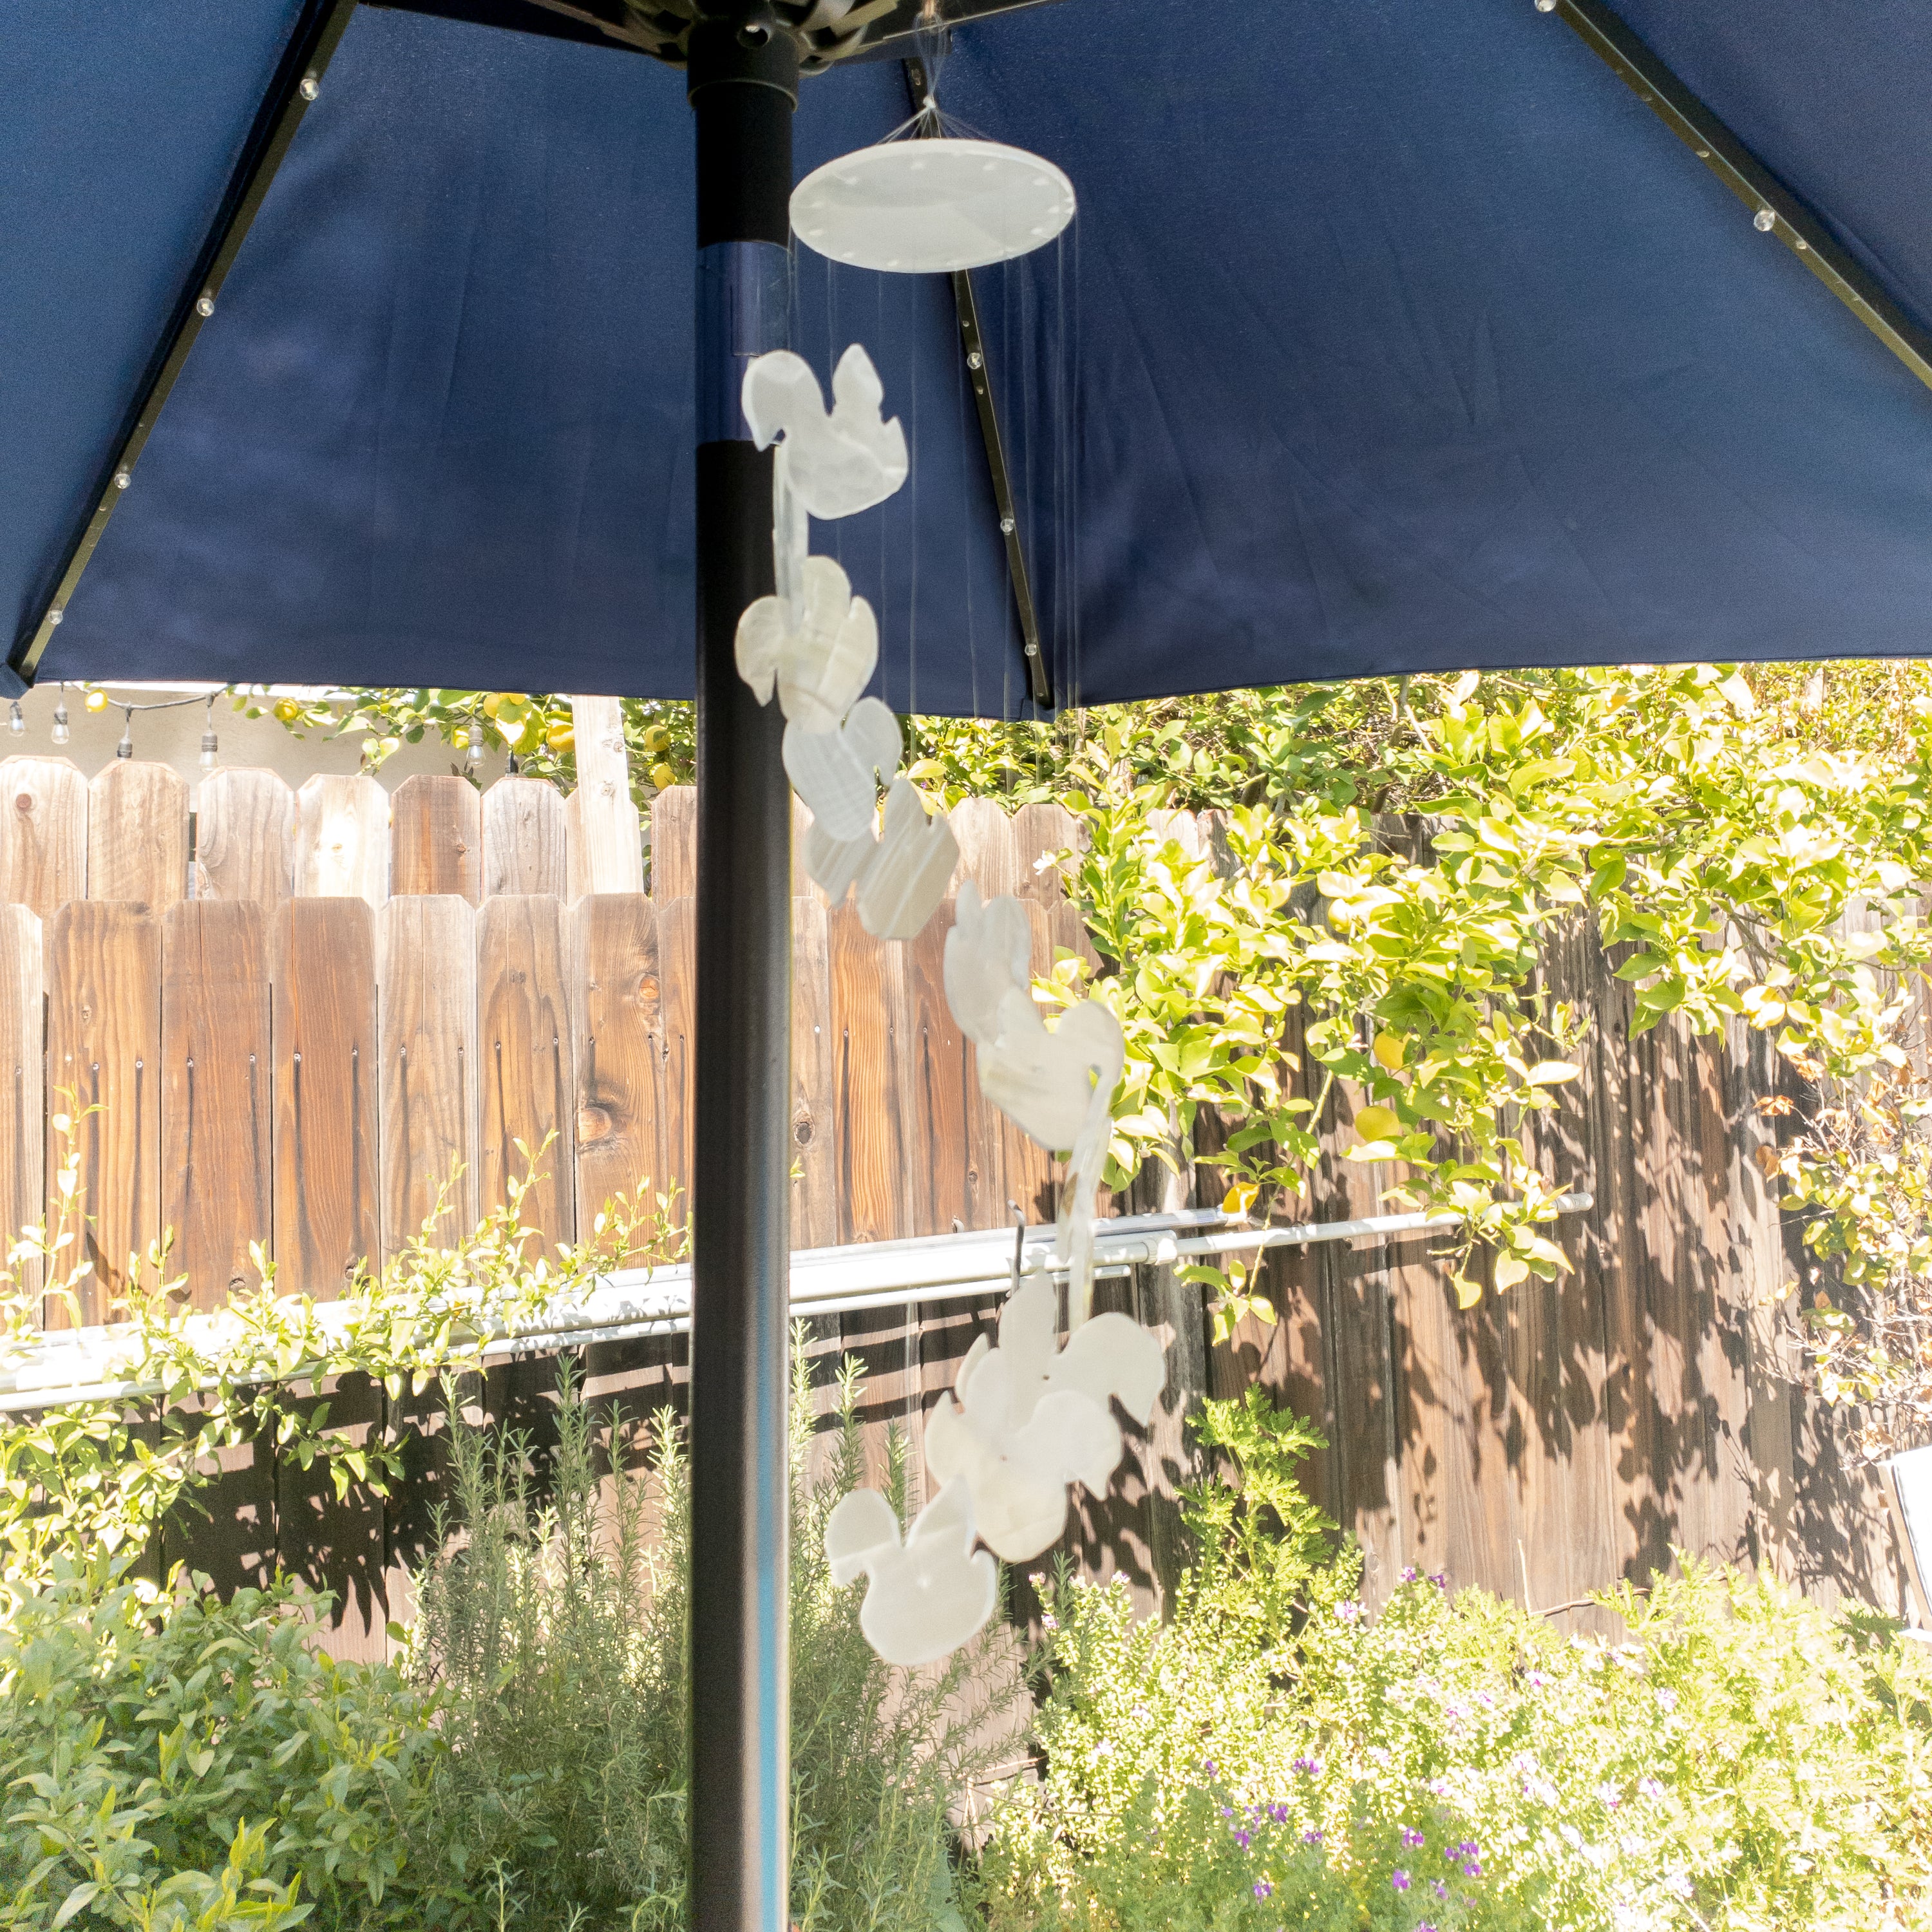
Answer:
[5,2,1931,1926]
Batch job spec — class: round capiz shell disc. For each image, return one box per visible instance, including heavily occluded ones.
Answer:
[791,137,1075,273]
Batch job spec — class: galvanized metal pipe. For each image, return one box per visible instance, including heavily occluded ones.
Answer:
[0,1195,1593,1415]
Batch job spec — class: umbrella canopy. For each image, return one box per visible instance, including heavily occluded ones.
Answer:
[8,0,1932,714]
[10,8,1932,1932]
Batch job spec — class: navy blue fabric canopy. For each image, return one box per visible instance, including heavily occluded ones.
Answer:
[6,0,1932,714]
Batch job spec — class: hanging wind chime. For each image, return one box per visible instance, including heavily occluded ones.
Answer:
[730,82,1164,1669]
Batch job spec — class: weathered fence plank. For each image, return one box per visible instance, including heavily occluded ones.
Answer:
[565,696,645,900]
[567,894,666,1236]
[89,761,187,906]
[477,895,574,1246]
[482,777,567,899]
[390,775,482,903]
[1011,800,1081,903]
[790,896,840,1250]
[902,905,999,1234]
[829,904,911,1245]
[272,897,379,1300]
[0,756,86,912]
[655,896,696,1223]
[295,775,389,905]
[0,907,43,1291]
[45,901,161,1320]
[649,785,697,903]
[377,896,477,1262]
[276,1374,388,1662]
[194,768,295,905]
[162,901,272,1309]
[949,796,1021,903]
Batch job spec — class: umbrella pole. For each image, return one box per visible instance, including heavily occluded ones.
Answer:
[686,13,799,1932]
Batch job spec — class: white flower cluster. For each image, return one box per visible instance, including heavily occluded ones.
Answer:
[734,346,1160,1669]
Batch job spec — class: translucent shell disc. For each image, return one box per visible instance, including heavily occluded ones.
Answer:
[791,137,1075,273]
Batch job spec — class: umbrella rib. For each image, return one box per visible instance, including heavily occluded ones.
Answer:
[1548,0,1932,400]
[10,0,362,689]
[904,53,1054,711]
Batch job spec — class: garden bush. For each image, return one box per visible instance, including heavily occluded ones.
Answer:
[0,1345,1023,1931]
[979,1390,1932,1932]
[392,1347,1026,1931]
[0,1558,441,1931]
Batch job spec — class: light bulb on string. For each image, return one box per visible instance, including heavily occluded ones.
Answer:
[50,688,68,746]
[199,696,219,772]
[7,702,23,737]
[115,708,133,760]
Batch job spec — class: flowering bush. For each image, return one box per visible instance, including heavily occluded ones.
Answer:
[978,1393,1932,1932]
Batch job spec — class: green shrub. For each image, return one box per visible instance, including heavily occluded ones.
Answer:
[981,1392,1932,1932]
[0,1558,442,1930]
[398,1345,1028,1930]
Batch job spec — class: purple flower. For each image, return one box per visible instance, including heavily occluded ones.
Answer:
[1201,1759,1218,1779]
[1637,1776,1663,1801]
[1267,1803,1289,1824]
[1232,1830,1251,1850]
[1219,1807,1233,1818]
[1463,1861,1483,1879]
[1400,1826,1425,1848]
[1477,1691,1495,1709]
[1399,1564,1420,1582]
[1433,1880,1448,1900]
[1336,1600,1362,1624]
[1392,1870,1412,1893]
[1252,1880,1273,1900]
[1526,1669,1554,1689]
[1429,1570,1448,1587]
[1419,1923,1441,1931]
[1292,1754,1323,1776]
[1303,1829,1323,1847]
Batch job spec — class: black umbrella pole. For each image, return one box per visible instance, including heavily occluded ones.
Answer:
[687,15,799,1932]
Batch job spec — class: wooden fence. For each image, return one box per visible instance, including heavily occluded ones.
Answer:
[0,759,1097,1308]
[0,755,1905,1647]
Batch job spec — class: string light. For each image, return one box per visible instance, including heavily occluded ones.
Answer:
[115,708,133,760]
[50,687,68,746]
[199,695,219,772]
[7,703,23,737]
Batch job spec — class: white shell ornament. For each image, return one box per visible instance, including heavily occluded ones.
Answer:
[734,554,879,734]
[792,137,1076,274]
[858,780,960,940]
[925,1271,1166,1562]
[978,990,1125,1154]
[741,346,909,519]
[824,1479,998,1667]
[943,880,1033,1049]
[782,696,902,844]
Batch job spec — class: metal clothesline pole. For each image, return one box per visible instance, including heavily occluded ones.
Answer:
[0,1195,1595,1416]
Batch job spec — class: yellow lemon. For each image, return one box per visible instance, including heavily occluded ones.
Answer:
[273,698,300,723]
[650,761,677,791]
[1372,1031,1406,1072]
[84,688,109,714]
[641,723,671,755]
[545,722,574,752]
[1353,1104,1399,1142]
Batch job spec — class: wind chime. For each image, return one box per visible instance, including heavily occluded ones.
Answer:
[732,74,1168,1669]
